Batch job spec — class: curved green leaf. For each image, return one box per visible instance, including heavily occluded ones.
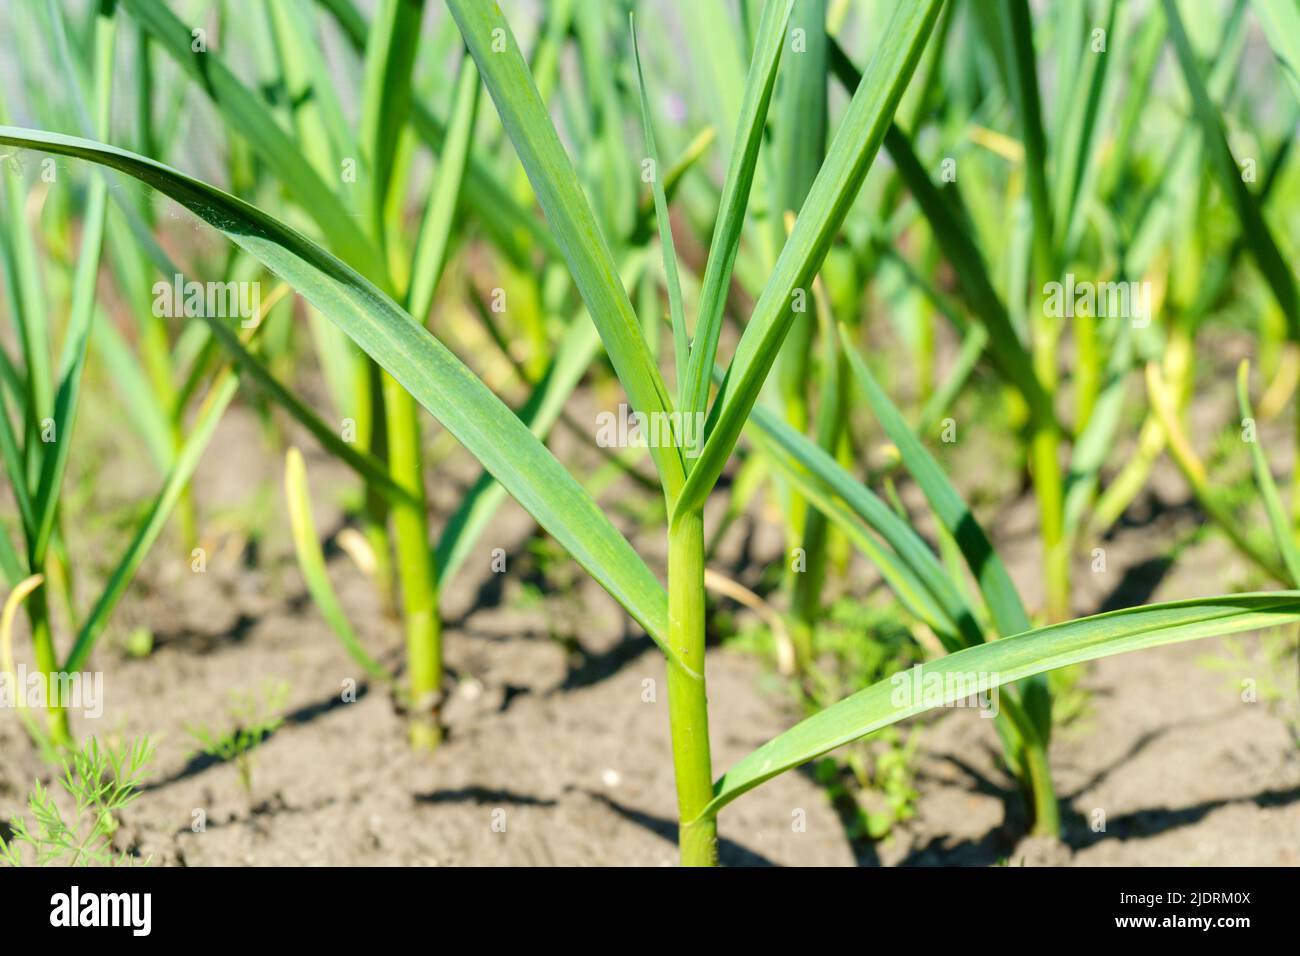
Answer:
[840,331,1031,638]
[407,55,479,323]
[285,448,391,683]
[316,0,559,266]
[119,0,385,279]
[437,252,648,586]
[1164,0,1299,338]
[446,0,684,496]
[680,0,794,420]
[741,395,981,652]
[0,126,677,667]
[701,592,1300,819]
[676,0,944,520]
[65,371,239,673]
[1250,0,1300,104]
[630,13,688,402]
[1237,360,1300,587]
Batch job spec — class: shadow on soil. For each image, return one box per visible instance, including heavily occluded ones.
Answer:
[584,791,779,866]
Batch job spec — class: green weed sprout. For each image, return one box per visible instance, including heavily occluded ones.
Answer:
[185,681,290,796]
[0,736,154,867]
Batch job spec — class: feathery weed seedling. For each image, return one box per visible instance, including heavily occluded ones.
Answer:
[0,736,154,867]
[185,681,290,796]
[786,601,922,841]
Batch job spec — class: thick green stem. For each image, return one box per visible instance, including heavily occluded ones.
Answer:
[1027,226,1068,621]
[1030,410,1068,621]
[142,295,198,554]
[790,471,831,669]
[26,580,69,746]
[355,0,436,750]
[358,357,396,613]
[382,374,441,750]
[790,347,846,662]
[777,323,813,548]
[1293,386,1300,538]
[667,510,717,866]
[175,471,198,555]
[997,696,1060,836]
[1074,311,1099,432]
[1021,737,1060,836]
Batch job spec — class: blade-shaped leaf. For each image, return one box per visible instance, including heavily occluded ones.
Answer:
[995,0,1054,279]
[285,447,391,682]
[1237,360,1300,587]
[1050,0,1117,257]
[1250,0,1300,104]
[739,391,982,652]
[65,371,239,672]
[407,54,479,323]
[752,422,965,648]
[680,0,793,420]
[840,330,1032,638]
[29,1,117,566]
[701,592,1300,817]
[843,323,1052,741]
[676,0,945,521]
[446,0,684,495]
[316,0,560,266]
[118,0,385,279]
[630,13,688,403]
[1163,0,1299,338]
[267,0,355,179]
[0,127,677,667]
[358,0,425,248]
[827,41,1051,423]
[434,113,711,586]
[437,252,647,585]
